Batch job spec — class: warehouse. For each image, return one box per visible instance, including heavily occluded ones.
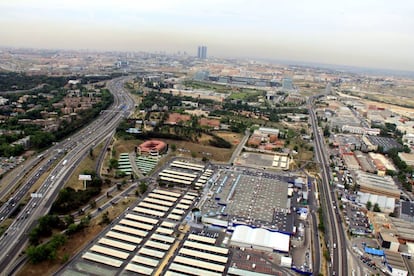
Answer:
[230,225,290,253]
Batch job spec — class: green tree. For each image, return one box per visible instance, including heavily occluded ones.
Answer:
[100,211,111,225]
[323,125,331,137]
[373,203,381,212]
[139,181,148,195]
[90,200,96,209]
[366,201,372,211]
[109,158,119,170]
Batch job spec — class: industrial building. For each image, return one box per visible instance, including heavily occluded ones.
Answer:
[342,153,361,171]
[377,231,400,252]
[355,171,400,199]
[230,225,290,253]
[384,250,408,276]
[400,201,414,223]
[357,192,395,214]
[398,152,414,167]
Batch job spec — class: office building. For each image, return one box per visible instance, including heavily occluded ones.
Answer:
[197,46,207,59]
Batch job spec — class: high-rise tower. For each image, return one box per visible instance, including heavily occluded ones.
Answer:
[197,46,207,59]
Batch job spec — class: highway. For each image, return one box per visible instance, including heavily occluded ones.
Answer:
[0,76,135,273]
[308,85,347,276]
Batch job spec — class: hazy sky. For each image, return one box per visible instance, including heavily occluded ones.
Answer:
[1,0,413,71]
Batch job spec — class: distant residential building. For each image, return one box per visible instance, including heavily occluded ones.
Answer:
[181,101,199,108]
[197,46,207,59]
[67,79,81,85]
[0,96,8,105]
[11,136,30,149]
[403,133,414,146]
[257,127,280,137]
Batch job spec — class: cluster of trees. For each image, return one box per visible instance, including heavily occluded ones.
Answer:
[26,233,67,264]
[387,148,413,192]
[0,72,118,91]
[372,123,403,138]
[29,215,66,245]
[51,186,101,214]
[0,72,70,91]
[27,214,90,264]
[208,134,232,148]
[317,207,325,232]
[366,201,381,212]
[0,86,113,156]
[51,171,103,214]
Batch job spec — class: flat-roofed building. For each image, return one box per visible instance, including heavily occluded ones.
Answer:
[355,171,400,199]
[378,231,400,252]
[398,152,414,167]
[230,225,290,253]
[384,250,408,276]
[342,153,360,171]
[400,201,414,223]
[357,192,395,214]
[354,151,376,173]
[257,127,279,137]
[390,217,414,243]
[369,152,397,172]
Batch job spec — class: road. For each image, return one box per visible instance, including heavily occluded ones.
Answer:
[0,76,135,273]
[228,129,250,165]
[308,85,347,276]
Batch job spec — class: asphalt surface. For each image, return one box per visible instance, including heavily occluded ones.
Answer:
[309,86,347,276]
[0,76,135,273]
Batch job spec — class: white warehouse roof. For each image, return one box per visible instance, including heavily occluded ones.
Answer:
[357,192,395,213]
[230,225,290,253]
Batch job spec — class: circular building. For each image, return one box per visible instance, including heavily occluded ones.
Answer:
[138,140,167,156]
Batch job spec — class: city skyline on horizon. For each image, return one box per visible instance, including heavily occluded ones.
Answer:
[1,0,413,72]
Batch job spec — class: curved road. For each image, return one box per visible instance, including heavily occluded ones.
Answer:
[0,76,135,273]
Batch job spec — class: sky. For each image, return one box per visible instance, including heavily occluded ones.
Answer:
[1,0,413,71]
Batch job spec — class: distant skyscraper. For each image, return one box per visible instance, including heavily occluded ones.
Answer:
[197,46,207,59]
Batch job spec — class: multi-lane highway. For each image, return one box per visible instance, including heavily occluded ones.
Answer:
[0,76,135,273]
[309,86,347,276]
